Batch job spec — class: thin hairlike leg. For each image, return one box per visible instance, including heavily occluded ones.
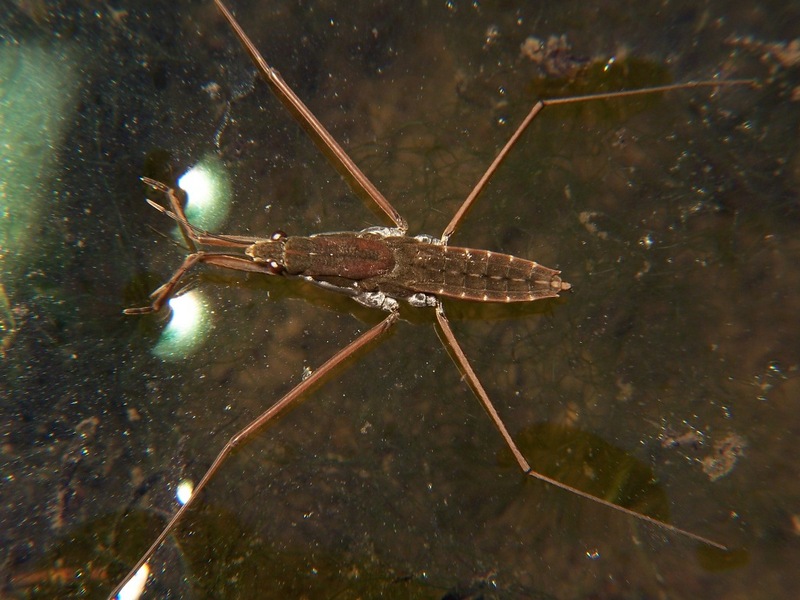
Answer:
[433,302,726,550]
[123,251,279,315]
[213,0,407,232]
[141,177,267,248]
[107,310,400,600]
[441,79,755,243]
[142,177,204,253]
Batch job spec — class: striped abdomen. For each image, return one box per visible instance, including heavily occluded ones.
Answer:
[385,237,570,303]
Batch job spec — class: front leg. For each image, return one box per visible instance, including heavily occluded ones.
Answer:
[353,291,400,312]
[125,252,278,314]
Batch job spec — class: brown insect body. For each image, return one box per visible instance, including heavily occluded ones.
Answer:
[247,230,571,305]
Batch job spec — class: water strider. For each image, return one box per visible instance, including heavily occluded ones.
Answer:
[111,0,753,596]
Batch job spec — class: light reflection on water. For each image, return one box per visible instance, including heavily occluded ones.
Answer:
[179,155,232,232]
[152,290,210,360]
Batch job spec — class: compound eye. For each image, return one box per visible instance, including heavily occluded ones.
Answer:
[271,230,286,241]
[267,260,285,275]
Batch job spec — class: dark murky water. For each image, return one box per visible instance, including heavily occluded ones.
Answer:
[1,1,798,598]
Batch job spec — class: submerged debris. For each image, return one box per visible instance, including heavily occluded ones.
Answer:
[660,427,704,450]
[702,433,747,481]
[727,35,800,99]
[727,35,800,69]
[520,34,589,79]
